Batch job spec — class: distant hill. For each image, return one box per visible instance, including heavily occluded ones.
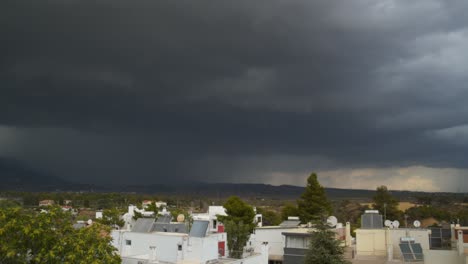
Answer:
[0,158,90,191]
[108,182,430,201]
[0,161,446,200]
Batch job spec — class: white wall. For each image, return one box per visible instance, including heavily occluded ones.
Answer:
[253,228,285,257]
[112,231,187,263]
[112,230,227,263]
[356,228,432,260]
[356,229,389,256]
[423,249,465,264]
[185,236,219,263]
[252,227,311,261]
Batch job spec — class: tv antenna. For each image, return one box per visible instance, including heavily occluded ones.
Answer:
[327,216,338,227]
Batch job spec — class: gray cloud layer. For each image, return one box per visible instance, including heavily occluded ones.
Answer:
[1,0,468,190]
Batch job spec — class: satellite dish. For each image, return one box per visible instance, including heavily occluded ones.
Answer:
[413,220,421,228]
[327,216,338,227]
[393,220,400,228]
[177,214,185,223]
[87,219,93,225]
[385,220,392,227]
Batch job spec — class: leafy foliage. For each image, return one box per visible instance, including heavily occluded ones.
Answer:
[223,220,251,259]
[0,207,120,263]
[145,201,159,214]
[256,208,281,226]
[372,186,402,221]
[97,208,125,228]
[281,203,300,220]
[304,222,350,264]
[297,173,332,223]
[217,196,255,258]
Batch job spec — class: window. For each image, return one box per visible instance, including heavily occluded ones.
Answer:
[125,240,132,246]
[213,220,217,229]
[286,236,309,249]
[178,244,182,251]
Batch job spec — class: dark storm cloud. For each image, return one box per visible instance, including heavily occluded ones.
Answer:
[1,0,468,189]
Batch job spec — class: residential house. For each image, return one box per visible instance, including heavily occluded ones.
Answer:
[38,200,55,207]
[111,219,269,264]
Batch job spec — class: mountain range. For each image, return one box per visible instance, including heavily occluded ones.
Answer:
[0,157,450,200]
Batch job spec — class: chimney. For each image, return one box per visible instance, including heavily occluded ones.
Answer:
[345,222,352,246]
[149,246,158,263]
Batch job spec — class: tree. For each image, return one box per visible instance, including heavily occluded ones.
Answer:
[372,186,401,221]
[217,196,255,258]
[0,207,121,263]
[257,208,281,226]
[281,203,300,220]
[145,201,159,214]
[98,208,125,228]
[334,200,366,224]
[304,222,350,264]
[297,173,332,223]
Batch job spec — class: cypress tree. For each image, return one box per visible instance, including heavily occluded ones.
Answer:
[297,172,332,223]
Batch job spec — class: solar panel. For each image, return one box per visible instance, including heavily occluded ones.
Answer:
[151,223,187,233]
[411,243,423,261]
[156,215,172,223]
[399,242,424,262]
[190,220,209,237]
[399,243,414,261]
[132,218,155,233]
[279,220,301,227]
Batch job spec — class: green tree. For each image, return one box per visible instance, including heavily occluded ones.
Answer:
[297,173,332,223]
[334,200,366,223]
[98,208,125,228]
[0,207,121,263]
[217,196,255,258]
[304,222,350,264]
[0,199,21,209]
[145,201,159,214]
[281,203,300,220]
[257,208,281,226]
[223,220,251,259]
[372,186,401,221]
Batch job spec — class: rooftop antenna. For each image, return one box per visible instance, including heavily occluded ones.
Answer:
[327,216,338,227]
[384,203,387,223]
[385,220,392,228]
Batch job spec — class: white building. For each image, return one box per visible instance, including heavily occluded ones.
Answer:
[192,206,228,233]
[250,217,351,264]
[112,219,269,264]
[191,206,263,232]
[123,205,171,230]
[354,211,468,264]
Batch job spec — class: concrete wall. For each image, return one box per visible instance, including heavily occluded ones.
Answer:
[112,230,227,263]
[112,231,187,263]
[185,236,219,263]
[252,227,311,261]
[253,228,286,257]
[423,249,464,264]
[356,228,431,258]
[356,229,387,256]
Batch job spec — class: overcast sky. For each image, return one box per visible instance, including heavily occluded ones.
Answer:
[1,0,468,191]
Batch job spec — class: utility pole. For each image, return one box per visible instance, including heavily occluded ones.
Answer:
[384,203,387,221]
